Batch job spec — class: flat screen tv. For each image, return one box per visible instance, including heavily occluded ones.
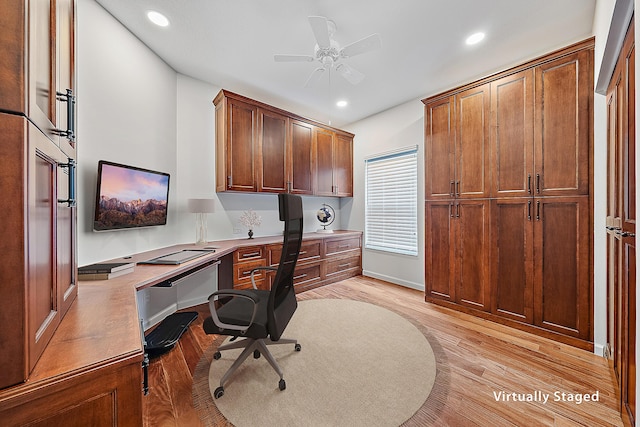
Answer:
[93,160,170,231]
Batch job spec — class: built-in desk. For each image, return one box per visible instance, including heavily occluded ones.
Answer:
[0,231,362,426]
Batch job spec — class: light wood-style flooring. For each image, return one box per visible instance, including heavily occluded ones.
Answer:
[142,276,624,426]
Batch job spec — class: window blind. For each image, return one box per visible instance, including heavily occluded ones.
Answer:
[365,147,418,256]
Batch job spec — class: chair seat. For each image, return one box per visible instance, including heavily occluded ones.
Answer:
[203,289,271,339]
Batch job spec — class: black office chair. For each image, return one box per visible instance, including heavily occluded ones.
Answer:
[203,193,303,399]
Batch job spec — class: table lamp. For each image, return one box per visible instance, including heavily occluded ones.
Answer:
[188,198,216,245]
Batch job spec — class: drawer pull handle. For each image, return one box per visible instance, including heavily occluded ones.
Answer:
[242,270,261,276]
[299,251,307,255]
[242,252,260,258]
[294,274,307,280]
[337,245,350,249]
[338,263,350,268]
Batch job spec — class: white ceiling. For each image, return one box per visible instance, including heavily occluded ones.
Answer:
[95,0,597,128]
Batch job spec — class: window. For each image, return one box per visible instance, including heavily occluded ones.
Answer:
[365,147,418,256]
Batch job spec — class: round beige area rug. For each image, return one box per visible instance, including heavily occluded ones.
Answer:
[203,299,436,427]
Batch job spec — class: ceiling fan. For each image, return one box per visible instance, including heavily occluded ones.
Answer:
[274,16,381,87]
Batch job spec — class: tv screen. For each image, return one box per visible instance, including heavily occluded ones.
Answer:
[93,160,170,231]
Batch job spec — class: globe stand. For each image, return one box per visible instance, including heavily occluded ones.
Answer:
[317,225,334,233]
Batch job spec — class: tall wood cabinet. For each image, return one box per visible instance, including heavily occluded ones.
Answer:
[424,38,594,349]
[214,90,354,197]
[0,0,78,389]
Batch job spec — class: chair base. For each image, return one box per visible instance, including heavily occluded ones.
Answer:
[213,336,300,397]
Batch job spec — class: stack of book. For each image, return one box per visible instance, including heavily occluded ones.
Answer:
[78,262,135,280]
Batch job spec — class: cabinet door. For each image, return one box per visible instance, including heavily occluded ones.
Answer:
[28,122,63,370]
[454,199,490,310]
[455,85,490,198]
[491,198,534,322]
[534,49,592,196]
[226,98,257,191]
[315,127,335,196]
[290,120,314,194]
[334,134,353,196]
[425,97,454,200]
[56,0,76,158]
[0,0,26,114]
[425,201,455,301]
[491,69,534,198]
[57,154,77,316]
[533,196,590,339]
[28,0,56,141]
[258,108,287,193]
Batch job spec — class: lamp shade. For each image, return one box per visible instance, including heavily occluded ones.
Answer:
[188,198,216,213]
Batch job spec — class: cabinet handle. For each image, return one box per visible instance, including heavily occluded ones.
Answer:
[536,200,541,220]
[536,174,541,194]
[293,273,307,280]
[227,176,232,188]
[456,180,460,196]
[456,203,460,218]
[527,174,532,194]
[334,185,339,194]
[57,158,76,207]
[338,263,350,268]
[621,232,636,238]
[527,200,532,221]
[287,181,292,193]
[449,203,454,218]
[450,181,455,197]
[242,252,260,258]
[606,226,621,231]
[55,89,76,142]
[299,251,307,255]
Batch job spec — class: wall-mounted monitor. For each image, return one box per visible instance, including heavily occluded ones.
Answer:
[93,160,170,231]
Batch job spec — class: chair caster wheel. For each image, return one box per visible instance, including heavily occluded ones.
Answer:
[213,351,221,360]
[279,379,286,391]
[253,350,261,359]
[214,386,224,399]
[295,343,301,351]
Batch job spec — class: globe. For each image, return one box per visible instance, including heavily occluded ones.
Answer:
[316,204,335,232]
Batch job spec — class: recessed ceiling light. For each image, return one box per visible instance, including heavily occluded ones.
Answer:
[336,100,348,108]
[147,10,170,27]
[465,32,485,45]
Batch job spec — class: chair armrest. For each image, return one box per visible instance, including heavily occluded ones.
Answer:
[250,266,278,289]
[207,290,259,333]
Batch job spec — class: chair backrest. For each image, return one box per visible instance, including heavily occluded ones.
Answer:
[268,193,303,340]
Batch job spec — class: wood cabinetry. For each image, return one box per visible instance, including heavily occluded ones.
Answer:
[425,200,490,310]
[233,245,268,289]
[0,0,78,390]
[214,90,354,197]
[425,84,490,200]
[238,233,362,292]
[423,38,594,349]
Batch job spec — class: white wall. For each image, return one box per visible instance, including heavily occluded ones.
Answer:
[77,0,343,265]
[77,0,178,264]
[592,0,617,356]
[343,101,425,290]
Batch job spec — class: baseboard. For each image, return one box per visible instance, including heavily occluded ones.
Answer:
[362,271,424,291]
[594,342,607,358]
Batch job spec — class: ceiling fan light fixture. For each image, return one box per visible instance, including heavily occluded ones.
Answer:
[147,10,170,27]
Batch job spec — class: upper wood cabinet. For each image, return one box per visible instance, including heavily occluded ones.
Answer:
[424,84,490,200]
[0,0,77,159]
[214,90,354,197]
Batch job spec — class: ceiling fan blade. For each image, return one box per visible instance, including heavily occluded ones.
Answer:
[336,63,365,85]
[274,54,315,62]
[308,16,331,49]
[340,33,381,58]
[304,67,326,88]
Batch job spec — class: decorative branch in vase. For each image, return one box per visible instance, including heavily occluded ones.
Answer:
[239,209,262,239]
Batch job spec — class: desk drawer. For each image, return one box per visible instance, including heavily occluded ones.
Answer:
[233,259,267,284]
[269,240,321,265]
[325,237,361,257]
[326,255,361,277]
[234,245,265,262]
